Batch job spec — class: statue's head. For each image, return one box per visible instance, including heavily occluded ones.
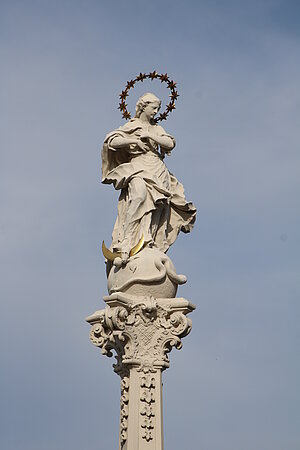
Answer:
[135,93,161,119]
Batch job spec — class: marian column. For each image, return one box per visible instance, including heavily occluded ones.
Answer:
[86,72,197,450]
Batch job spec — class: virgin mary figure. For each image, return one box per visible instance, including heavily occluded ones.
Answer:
[102,93,196,262]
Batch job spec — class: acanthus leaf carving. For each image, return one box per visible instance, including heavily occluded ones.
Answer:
[87,295,194,373]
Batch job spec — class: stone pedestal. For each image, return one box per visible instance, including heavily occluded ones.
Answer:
[86,292,195,450]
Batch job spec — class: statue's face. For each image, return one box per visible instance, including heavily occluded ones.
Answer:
[143,101,160,120]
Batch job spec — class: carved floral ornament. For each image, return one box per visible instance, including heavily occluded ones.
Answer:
[118,71,179,122]
[87,295,194,373]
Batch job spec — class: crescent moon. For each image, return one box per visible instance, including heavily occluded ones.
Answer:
[102,235,145,261]
[130,234,145,257]
[102,241,121,261]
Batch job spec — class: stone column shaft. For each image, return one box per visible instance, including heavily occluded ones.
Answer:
[123,368,163,450]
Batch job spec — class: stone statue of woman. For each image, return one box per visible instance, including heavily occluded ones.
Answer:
[102,92,196,264]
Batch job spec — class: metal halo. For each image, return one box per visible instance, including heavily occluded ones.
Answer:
[118,71,179,122]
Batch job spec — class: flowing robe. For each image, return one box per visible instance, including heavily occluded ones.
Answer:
[102,118,196,253]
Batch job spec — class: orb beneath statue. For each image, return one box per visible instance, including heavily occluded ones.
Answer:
[107,247,187,298]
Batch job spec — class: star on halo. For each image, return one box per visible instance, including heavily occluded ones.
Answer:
[158,111,168,121]
[167,80,177,89]
[149,71,158,80]
[159,73,169,82]
[136,72,147,82]
[118,100,127,111]
[119,90,128,100]
[170,90,179,101]
[122,111,131,120]
[166,103,176,113]
[126,80,135,89]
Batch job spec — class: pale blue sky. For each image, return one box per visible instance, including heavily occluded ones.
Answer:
[1,1,300,449]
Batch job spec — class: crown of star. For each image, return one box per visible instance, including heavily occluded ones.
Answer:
[118,71,179,122]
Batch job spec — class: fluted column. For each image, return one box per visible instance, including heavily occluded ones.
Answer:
[86,292,195,450]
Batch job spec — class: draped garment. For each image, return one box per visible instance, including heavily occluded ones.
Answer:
[102,118,196,253]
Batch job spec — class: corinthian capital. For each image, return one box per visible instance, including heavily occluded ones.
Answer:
[86,293,195,374]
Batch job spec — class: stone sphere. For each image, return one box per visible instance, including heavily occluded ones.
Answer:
[107,247,186,298]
